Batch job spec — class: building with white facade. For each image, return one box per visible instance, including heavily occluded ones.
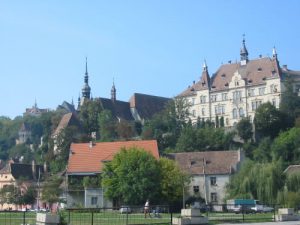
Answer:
[168,150,244,205]
[178,38,300,127]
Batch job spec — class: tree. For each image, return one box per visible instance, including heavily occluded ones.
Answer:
[271,127,300,163]
[115,120,135,140]
[98,110,116,141]
[41,176,63,210]
[254,102,285,139]
[101,147,161,205]
[79,99,102,136]
[236,117,253,142]
[252,137,272,162]
[280,75,300,123]
[158,157,189,204]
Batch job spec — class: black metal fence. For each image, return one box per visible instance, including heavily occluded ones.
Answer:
[64,205,172,225]
[192,203,278,223]
[0,210,36,225]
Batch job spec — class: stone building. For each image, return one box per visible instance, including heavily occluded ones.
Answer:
[177,38,300,127]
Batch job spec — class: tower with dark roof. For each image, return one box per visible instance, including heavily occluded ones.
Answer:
[82,58,91,100]
[240,35,248,64]
[111,80,116,102]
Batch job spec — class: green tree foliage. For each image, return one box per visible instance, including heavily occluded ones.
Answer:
[115,120,135,140]
[79,99,102,136]
[280,75,300,124]
[236,117,253,142]
[41,175,63,208]
[254,102,286,139]
[176,126,234,152]
[98,110,116,142]
[142,98,190,151]
[271,127,300,164]
[252,137,272,163]
[227,160,285,204]
[102,148,161,205]
[158,157,189,204]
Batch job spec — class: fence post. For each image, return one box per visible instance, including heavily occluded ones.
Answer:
[126,209,129,225]
[23,211,26,225]
[242,206,245,222]
[68,210,70,224]
[170,206,173,225]
[91,211,94,225]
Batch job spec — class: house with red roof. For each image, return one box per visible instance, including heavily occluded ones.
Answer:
[65,140,159,208]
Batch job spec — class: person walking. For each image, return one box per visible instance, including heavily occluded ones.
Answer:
[144,199,150,218]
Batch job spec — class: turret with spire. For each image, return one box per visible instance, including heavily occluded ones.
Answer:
[82,57,91,100]
[200,60,210,89]
[111,79,116,102]
[240,34,248,65]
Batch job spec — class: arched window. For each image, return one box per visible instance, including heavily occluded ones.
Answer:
[239,108,244,117]
[232,109,237,119]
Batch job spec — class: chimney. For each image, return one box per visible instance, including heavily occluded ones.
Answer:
[228,60,231,64]
[259,54,262,58]
[282,65,288,70]
[89,141,93,149]
[32,160,36,180]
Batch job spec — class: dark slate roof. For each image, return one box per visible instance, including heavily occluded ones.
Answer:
[57,101,76,113]
[0,163,44,180]
[167,150,242,175]
[129,93,171,120]
[97,97,134,121]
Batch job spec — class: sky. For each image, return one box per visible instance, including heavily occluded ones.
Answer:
[1,0,300,119]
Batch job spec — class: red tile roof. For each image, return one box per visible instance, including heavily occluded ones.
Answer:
[67,140,159,174]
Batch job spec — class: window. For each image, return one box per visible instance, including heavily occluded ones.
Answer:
[192,110,196,117]
[202,108,205,116]
[210,177,216,186]
[248,89,255,97]
[272,99,276,107]
[193,186,199,193]
[222,93,227,101]
[259,87,265,95]
[232,108,237,119]
[270,84,278,93]
[251,100,262,111]
[232,91,242,103]
[211,193,217,202]
[200,96,206,103]
[215,105,225,115]
[191,98,195,105]
[210,95,217,102]
[239,108,244,117]
[91,197,98,205]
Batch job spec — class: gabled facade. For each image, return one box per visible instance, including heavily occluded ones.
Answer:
[168,150,244,205]
[0,160,45,210]
[178,38,300,127]
[66,140,159,208]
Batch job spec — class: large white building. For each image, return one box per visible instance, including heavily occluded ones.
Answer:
[178,38,300,127]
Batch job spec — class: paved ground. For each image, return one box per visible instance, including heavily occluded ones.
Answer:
[220,221,300,225]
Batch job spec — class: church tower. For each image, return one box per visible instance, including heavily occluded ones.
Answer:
[111,79,116,102]
[81,58,91,105]
[240,35,249,65]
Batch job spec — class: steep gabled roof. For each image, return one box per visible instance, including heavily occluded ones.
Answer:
[167,150,242,175]
[0,162,44,180]
[129,93,170,120]
[67,140,160,174]
[97,97,134,121]
[52,113,81,137]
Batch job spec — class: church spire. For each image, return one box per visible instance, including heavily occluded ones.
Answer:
[200,60,210,89]
[272,46,278,59]
[111,78,116,102]
[240,34,249,63]
[82,57,91,100]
